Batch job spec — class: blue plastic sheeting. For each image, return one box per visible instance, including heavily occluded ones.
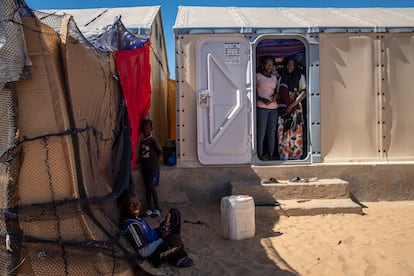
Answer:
[94,16,148,52]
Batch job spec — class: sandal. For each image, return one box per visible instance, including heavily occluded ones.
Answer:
[176,256,194,267]
[290,176,308,183]
[263,177,280,184]
[151,209,161,217]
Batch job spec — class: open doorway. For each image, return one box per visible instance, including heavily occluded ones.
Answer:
[255,38,307,161]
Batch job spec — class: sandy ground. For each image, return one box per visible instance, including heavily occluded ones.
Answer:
[139,201,414,276]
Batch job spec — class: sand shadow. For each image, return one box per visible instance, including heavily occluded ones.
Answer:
[148,202,299,275]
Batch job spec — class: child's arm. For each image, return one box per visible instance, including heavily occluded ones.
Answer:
[136,132,144,164]
[126,221,163,257]
[152,136,163,155]
[138,239,163,257]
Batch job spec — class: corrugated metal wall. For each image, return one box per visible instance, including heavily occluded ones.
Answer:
[320,33,414,162]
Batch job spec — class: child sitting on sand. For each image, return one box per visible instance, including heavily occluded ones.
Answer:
[119,191,194,268]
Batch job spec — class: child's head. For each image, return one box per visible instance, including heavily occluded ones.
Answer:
[141,119,153,138]
[119,190,141,218]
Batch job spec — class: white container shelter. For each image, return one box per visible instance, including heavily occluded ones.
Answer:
[173,7,414,166]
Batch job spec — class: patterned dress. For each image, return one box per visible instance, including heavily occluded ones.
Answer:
[277,73,306,160]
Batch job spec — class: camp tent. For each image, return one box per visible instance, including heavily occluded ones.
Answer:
[40,6,172,161]
[0,1,170,274]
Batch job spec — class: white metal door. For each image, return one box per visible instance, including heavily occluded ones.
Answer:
[196,37,251,165]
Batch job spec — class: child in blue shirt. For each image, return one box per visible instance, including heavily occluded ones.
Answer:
[119,191,194,268]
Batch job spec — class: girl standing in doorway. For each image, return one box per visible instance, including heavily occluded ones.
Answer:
[278,58,306,160]
[256,56,279,160]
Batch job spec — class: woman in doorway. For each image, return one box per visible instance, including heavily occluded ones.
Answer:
[256,56,278,160]
[278,58,306,160]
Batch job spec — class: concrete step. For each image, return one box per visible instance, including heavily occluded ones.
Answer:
[231,178,362,216]
[255,198,363,217]
[230,178,350,200]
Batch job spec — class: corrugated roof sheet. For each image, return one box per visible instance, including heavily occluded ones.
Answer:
[174,7,414,34]
[40,6,161,38]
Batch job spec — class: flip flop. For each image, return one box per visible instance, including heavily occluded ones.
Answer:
[290,176,308,183]
[263,177,280,184]
[176,256,194,267]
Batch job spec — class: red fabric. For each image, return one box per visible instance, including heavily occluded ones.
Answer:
[115,41,151,170]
